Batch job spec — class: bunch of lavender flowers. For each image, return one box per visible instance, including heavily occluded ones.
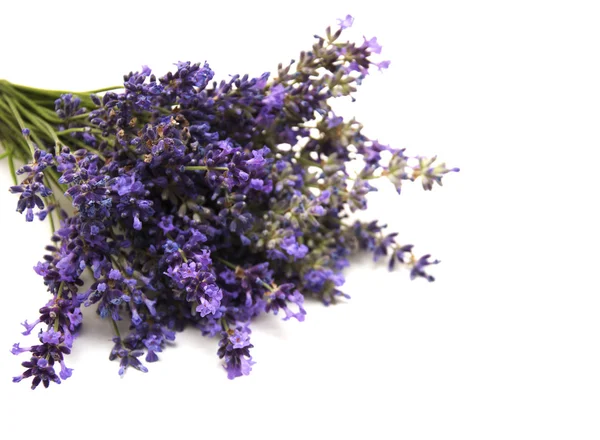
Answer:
[0,15,458,389]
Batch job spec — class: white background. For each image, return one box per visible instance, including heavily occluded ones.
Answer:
[1,0,599,438]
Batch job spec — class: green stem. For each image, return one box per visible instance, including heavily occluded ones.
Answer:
[110,255,125,271]
[83,86,121,94]
[28,129,46,151]
[8,154,17,185]
[110,318,122,340]
[47,203,56,234]
[69,112,92,120]
[216,257,237,270]
[297,156,322,168]
[0,150,8,160]
[44,176,57,234]
[221,317,230,332]
[56,282,65,299]
[56,127,102,136]
[4,96,35,156]
[6,97,54,149]
[9,82,121,97]
[1,82,63,122]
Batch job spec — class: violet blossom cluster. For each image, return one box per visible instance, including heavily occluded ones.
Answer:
[2,16,458,388]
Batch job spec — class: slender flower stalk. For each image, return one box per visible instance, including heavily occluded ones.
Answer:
[184,166,229,171]
[1,15,458,388]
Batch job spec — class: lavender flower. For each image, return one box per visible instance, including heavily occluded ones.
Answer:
[9,147,54,221]
[4,16,457,387]
[337,14,354,29]
[13,357,61,389]
[218,322,255,380]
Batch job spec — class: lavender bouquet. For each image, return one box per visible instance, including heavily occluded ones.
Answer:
[1,16,457,389]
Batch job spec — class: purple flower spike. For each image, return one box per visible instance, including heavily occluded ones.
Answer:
[218,323,255,380]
